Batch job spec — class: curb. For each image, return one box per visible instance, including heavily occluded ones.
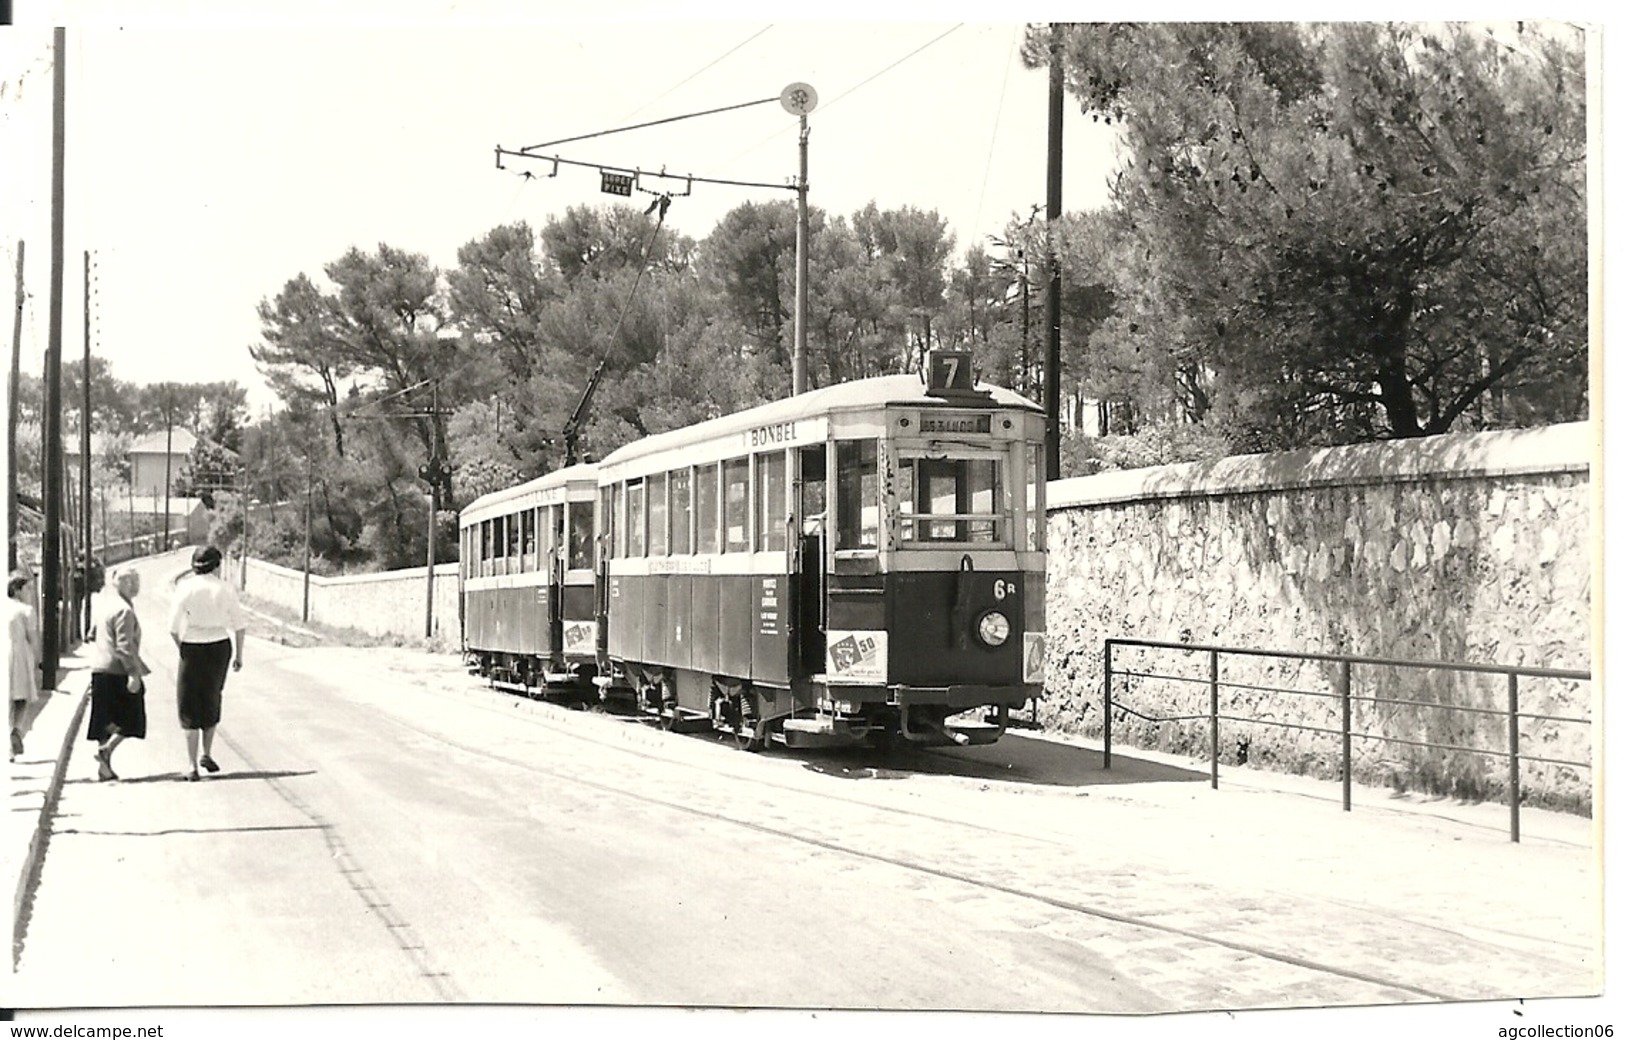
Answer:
[11,680,89,962]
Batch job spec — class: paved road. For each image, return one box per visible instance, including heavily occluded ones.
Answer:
[9,553,1600,1013]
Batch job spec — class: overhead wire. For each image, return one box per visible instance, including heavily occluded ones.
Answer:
[970,26,1021,244]
[618,25,776,122]
[707,23,965,174]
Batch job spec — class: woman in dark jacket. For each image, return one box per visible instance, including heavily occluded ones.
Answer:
[85,566,150,781]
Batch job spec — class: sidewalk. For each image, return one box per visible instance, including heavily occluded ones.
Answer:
[8,649,92,962]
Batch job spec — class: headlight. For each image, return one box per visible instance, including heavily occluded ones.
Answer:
[976,610,1011,647]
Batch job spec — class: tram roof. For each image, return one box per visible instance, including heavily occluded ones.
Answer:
[460,461,598,523]
[597,374,1040,470]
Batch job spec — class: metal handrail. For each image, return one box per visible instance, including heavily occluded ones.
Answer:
[1103,638,1591,842]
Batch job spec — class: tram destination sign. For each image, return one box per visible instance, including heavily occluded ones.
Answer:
[917,412,992,435]
[740,416,828,451]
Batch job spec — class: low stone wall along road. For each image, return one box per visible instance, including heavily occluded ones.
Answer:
[11,554,1598,1013]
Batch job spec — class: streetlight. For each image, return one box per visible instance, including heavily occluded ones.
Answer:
[781,82,817,397]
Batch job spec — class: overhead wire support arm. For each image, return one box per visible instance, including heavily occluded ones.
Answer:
[494,147,797,194]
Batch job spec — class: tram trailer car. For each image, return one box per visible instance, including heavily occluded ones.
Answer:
[594,350,1046,750]
[459,463,601,698]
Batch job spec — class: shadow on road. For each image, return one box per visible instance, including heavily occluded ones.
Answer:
[63,769,316,786]
[797,733,1208,788]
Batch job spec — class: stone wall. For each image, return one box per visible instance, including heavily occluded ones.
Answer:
[1043,422,1595,811]
[242,557,461,645]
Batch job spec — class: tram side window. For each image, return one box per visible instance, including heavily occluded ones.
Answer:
[627,480,646,557]
[480,520,493,576]
[495,516,510,573]
[835,439,878,550]
[671,467,692,555]
[723,458,750,553]
[756,451,787,552]
[611,483,625,559]
[599,487,614,564]
[697,463,720,554]
[568,500,594,569]
[520,509,535,571]
[648,473,669,557]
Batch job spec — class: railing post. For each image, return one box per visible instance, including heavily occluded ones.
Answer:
[1103,641,1113,770]
[1339,660,1352,812]
[1209,648,1220,790]
[1508,673,1521,843]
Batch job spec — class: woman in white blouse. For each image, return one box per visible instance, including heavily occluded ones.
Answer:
[168,545,245,781]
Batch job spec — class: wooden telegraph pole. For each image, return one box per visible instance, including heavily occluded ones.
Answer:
[81,249,92,632]
[41,27,66,687]
[7,241,22,572]
[1043,24,1065,480]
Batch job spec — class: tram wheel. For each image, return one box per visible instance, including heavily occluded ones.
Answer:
[733,690,765,751]
[658,676,679,730]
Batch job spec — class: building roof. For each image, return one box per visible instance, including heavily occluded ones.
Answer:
[127,429,198,455]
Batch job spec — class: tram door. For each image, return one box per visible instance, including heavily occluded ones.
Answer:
[795,445,828,676]
[547,504,565,656]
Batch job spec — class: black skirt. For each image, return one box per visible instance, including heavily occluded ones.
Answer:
[176,638,233,730]
[87,671,148,742]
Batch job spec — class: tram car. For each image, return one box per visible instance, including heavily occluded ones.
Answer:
[458,463,600,697]
[593,349,1046,749]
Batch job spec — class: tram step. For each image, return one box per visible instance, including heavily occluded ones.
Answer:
[943,719,1004,746]
[781,716,868,749]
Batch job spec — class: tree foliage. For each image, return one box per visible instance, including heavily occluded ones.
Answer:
[227,26,1585,573]
[1036,20,1587,446]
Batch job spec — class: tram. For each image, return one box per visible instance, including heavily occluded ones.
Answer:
[592,350,1046,749]
[458,462,600,697]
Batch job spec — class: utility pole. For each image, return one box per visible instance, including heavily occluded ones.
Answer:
[7,241,22,572]
[41,26,66,688]
[81,250,91,632]
[1043,24,1065,479]
[238,466,249,590]
[424,379,439,640]
[302,457,313,623]
[161,386,173,551]
[784,83,817,396]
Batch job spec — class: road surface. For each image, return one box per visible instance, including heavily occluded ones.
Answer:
[10,553,1599,1014]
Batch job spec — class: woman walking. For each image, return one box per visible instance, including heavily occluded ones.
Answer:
[7,571,41,761]
[85,567,150,781]
[168,545,245,781]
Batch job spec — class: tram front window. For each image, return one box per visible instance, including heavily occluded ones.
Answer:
[835,439,878,550]
[897,455,1004,545]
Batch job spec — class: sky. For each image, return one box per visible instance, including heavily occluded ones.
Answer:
[0,5,1138,413]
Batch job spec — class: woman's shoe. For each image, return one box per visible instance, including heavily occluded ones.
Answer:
[199,755,220,774]
[181,770,200,782]
[10,729,22,757]
[95,746,117,781]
